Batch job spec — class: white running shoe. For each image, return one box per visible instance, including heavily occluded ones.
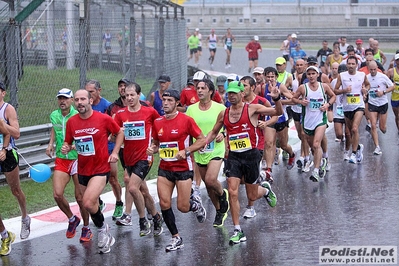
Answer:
[373,146,382,155]
[243,206,257,219]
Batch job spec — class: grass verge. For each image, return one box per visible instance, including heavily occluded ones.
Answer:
[0,155,159,219]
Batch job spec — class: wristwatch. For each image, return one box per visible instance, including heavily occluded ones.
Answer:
[185,149,191,157]
[2,147,10,151]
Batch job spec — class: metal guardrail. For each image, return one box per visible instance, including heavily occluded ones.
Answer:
[0,123,54,185]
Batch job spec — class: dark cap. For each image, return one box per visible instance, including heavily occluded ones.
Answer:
[162,89,180,100]
[338,64,347,73]
[216,75,227,86]
[307,56,318,64]
[158,75,171,83]
[187,77,194,86]
[0,81,5,91]
[118,78,131,85]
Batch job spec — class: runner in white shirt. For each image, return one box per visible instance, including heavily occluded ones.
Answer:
[366,61,394,155]
[334,56,370,164]
[207,29,218,69]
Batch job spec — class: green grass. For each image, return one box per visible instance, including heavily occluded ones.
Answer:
[0,155,160,219]
[6,65,154,127]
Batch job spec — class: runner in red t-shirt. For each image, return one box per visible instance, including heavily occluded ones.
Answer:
[205,81,281,245]
[114,83,164,236]
[179,77,223,112]
[146,89,206,252]
[62,89,124,254]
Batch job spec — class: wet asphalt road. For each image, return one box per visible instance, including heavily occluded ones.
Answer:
[3,113,399,266]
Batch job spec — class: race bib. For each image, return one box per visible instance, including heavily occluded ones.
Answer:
[159,141,179,161]
[124,121,145,140]
[105,41,111,47]
[75,135,95,156]
[199,140,214,154]
[209,42,216,49]
[0,135,3,146]
[346,93,361,104]
[337,106,344,117]
[369,89,378,98]
[321,55,327,63]
[309,98,324,111]
[229,133,251,152]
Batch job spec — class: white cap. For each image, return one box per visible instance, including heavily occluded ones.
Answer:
[395,54,399,60]
[254,35,259,41]
[193,71,206,81]
[306,66,320,74]
[227,73,238,81]
[195,28,199,31]
[291,33,297,38]
[57,88,73,98]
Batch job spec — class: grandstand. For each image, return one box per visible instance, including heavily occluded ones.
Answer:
[182,0,399,29]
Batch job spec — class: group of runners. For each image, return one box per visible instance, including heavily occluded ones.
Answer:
[1,32,398,256]
[187,28,236,69]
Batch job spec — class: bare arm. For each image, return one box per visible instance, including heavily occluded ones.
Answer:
[205,110,225,145]
[5,105,20,139]
[320,83,336,112]
[0,120,10,161]
[46,127,55,158]
[149,92,155,106]
[109,129,124,163]
[291,84,306,105]
[333,74,345,95]
[380,50,387,66]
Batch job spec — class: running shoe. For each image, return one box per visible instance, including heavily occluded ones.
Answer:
[274,148,280,165]
[373,146,382,155]
[356,144,364,163]
[219,188,230,214]
[20,216,31,239]
[192,196,207,223]
[153,214,164,236]
[343,150,350,161]
[243,206,256,219]
[282,150,289,160]
[80,227,93,242]
[165,236,184,252]
[287,153,296,170]
[112,203,123,221]
[319,158,327,178]
[213,210,227,228]
[310,169,320,182]
[302,160,313,173]
[348,153,357,164]
[229,229,247,245]
[99,200,106,212]
[0,231,15,256]
[259,169,274,184]
[98,224,115,254]
[325,161,331,172]
[139,219,151,237]
[116,213,132,226]
[66,215,81,238]
[296,157,304,170]
[261,181,277,207]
